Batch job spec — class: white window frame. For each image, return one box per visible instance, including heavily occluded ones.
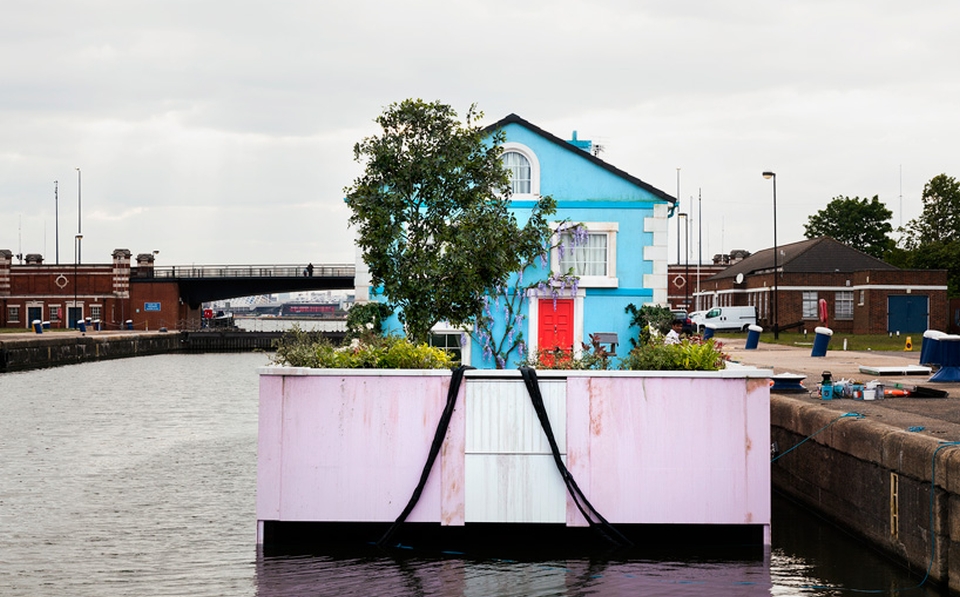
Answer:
[8,305,21,323]
[429,323,471,366]
[501,142,540,198]
[835,291,854,320]
[802,291,818,320]
[91,304,103,321]
[551,222,619,288]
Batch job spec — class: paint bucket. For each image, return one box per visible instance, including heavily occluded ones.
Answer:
[811,326,833,357]
[745,324,763,350]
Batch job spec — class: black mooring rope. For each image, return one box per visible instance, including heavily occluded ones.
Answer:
[518,366,633,548]
[377,365,472,547]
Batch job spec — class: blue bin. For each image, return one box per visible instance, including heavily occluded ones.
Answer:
[42,321,50,330]
[745,324,763,350]
[94,319,102,331]
[811,326,833,357]
[702,323,716,340]
[78,320,87,333]
[920,330,946,366]
[929,335,960,383]
[32,319,42,334]
[125,319,133,330]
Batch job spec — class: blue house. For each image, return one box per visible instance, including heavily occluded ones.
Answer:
[355,113,676,368]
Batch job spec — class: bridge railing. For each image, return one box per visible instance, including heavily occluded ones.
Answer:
[148,264,355,279]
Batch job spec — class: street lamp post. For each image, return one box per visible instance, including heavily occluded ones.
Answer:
[74,234,83,329]
[76,167,82,264]
[762,171,779,339]
[678,212,688,310]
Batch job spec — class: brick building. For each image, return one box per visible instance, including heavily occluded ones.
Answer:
[1,249,198,331]
[693,237,948,334]
[668,250,750,313]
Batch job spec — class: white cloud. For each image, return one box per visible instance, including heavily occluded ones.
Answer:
[2,0,959,268]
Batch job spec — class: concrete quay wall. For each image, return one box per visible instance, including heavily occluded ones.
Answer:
[0,332,181,372]
[772,394,960,592]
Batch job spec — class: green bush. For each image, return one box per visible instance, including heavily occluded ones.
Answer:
[619,338,728,371]
[271,327,454,369]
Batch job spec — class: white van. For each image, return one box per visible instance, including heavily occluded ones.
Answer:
[690,306,757,332]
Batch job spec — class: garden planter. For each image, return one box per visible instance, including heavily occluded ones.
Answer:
[256,367,772,546]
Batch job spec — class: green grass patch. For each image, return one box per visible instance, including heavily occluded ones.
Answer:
[713,330,921,352]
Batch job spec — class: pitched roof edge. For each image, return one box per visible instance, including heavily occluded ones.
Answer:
[483,113,677,205]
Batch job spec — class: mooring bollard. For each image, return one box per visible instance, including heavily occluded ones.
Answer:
[744,324,763,350]
[702,323,716,340]
[32,319,42,334]
[811,326,833,357]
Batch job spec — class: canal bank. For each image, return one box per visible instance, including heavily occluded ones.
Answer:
[0,331,181,372]
[727,337,960,593]
[0,329,316,372]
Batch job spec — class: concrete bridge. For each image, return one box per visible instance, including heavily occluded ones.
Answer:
[134,263,356,309]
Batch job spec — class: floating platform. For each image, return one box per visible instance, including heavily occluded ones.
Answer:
[256,367,772,548]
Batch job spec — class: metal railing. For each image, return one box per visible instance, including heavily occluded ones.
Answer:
[145,264,355,279]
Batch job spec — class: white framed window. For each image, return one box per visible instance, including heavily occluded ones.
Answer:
[91,305,102,321]
[8,305,20,323]
[552,222,618,288]
[429,323,471,366]
[429,331,465,364]
[501,142,540,197]
[49,305,61,322]
[859,290,865,306]
[802,291,818,319]
[835,291,853,320]
[503,151,531,194]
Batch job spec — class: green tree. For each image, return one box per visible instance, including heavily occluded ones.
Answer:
[900,174,960,249]
[803,195,894,259]
[897,174,960,296]
[345,99,556,343]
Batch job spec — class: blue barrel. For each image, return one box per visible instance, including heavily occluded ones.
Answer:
[125,319,133,330]
[94,319,102,331]
[78,320,87,333]
[744,324,763,350]
[702,323,716,340]
[929,335,960,383]
[920,330,946,366]
[811,326,833,357]
[32,319,42,334]
[42,321,50,330]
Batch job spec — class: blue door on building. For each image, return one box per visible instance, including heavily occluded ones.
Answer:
[887,295,928,333]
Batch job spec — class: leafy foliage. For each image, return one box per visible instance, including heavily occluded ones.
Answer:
[803,195,894,259]
[900,174,960,249]
[345,302,393,341]
[345,99,556,343]
[624,303,675,347]
[896,174,960,296]
[518,333,614,370]
[472,223,587,369]
[619,338,728,371]
[271,327,454,369]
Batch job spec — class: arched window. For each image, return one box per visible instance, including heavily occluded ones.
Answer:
[503,151,531,195]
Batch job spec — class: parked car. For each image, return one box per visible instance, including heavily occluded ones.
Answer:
[671,310,696,335]
[689,306,757,333]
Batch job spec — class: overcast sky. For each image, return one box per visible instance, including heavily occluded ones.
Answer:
[2,0,958,269]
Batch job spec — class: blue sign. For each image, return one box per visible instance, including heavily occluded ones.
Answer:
[144,302,162,312]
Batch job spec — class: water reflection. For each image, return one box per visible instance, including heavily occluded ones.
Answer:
[255,548,773,597]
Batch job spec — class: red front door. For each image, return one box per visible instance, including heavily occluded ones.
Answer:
[538,298,574,354]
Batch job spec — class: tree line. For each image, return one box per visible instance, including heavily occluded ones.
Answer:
[804,174,960,296]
